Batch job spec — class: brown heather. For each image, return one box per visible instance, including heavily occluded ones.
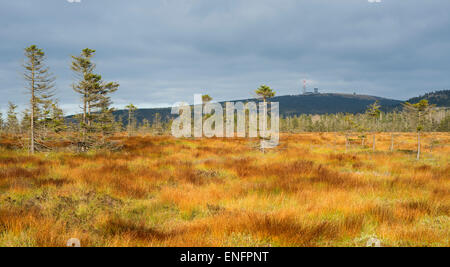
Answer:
[0,133,448,247]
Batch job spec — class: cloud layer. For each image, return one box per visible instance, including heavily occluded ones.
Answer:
[1,0,449,115]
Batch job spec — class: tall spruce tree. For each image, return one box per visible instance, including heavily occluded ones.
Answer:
[403,100,434,160]
[125,104,137,137]
[71,48,119,147]
[23,45,56,154]
[71,48,96,136]
[366,101,381,152]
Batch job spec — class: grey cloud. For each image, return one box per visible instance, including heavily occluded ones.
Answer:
[1,0,450,115]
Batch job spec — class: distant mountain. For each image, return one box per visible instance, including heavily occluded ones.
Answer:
[259,93,401,116]
[112,93,403,124]
[67,91,448,125]
[406,90,449,107]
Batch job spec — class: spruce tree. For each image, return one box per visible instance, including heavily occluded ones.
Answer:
[21,110,31,133]
[437,114,450,132]
[71,48,96,135]
[125,104,137,137]
[6,102,19,134]
[23,45,56,154]
[202,94,213,103]
[46,102,66,134]
[403,100,434,160]
[366,101,381,152]
[255,85,275,104]
[153,113,163,135]
[71,49,119,148]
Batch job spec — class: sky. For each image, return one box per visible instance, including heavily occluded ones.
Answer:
[1,0,449,116]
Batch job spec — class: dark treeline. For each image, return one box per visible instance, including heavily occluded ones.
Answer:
[0,46,449,155]
[280,108,450,133]
[126,103,450,134]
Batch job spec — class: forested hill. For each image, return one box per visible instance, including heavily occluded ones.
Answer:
[113,93,402,124]
[406,90,449,107]
[261,93,401,116]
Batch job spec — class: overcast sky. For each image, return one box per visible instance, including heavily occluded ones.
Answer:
[1,0,449,115]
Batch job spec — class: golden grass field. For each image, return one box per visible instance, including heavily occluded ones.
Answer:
[0,133,449,247]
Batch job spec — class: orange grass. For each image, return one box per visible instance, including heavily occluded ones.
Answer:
[0,133,449,247]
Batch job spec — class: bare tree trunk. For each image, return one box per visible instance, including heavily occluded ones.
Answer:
[82,94,87,152]
[83,95,87,131]
[261,98,267,154]
[417,131,421,160]
[88,102,91,128]
[30,95,35,154]
[30,61,35,155]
